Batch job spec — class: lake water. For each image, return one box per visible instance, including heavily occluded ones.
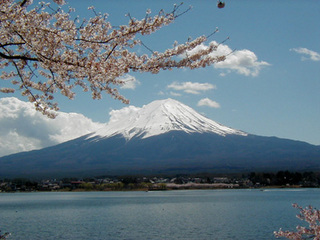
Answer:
[1,189,320,240]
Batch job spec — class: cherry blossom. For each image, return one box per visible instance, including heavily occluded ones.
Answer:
[0,0,226,118]
[274,204,320,240]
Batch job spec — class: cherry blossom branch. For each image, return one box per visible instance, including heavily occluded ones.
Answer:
[0,51,38,61]
[274,204,320,240]
[19,0,28,7]
[0,0,228,118]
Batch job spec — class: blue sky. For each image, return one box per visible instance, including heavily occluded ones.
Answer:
[0,0,319,156]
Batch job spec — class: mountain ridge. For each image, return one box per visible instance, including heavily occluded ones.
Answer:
[89,98,247,140]
[0,98,319,178]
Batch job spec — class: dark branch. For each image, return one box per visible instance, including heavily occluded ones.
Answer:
[19,0,28,7]
[0,52,38,61]
[0,42,25,48]
[140,41,154,54]
[105,44,118,61]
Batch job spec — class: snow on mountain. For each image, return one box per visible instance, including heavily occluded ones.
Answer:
[90,98,247,140]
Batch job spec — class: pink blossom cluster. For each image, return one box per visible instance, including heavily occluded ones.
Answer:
[274,204,320,240]
[0,1,225,118]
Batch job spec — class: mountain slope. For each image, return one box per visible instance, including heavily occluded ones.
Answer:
[89,98,247,140]
[0,99,319,178]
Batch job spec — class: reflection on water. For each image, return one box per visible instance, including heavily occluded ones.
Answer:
[1,189,320,240]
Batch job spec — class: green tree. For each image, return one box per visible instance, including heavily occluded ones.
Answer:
[79,182,94,190]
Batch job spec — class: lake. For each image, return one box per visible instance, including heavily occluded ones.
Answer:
[1,189,320,240]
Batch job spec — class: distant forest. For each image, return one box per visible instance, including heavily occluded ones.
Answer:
[247,171,320,187]
[1,170,320,192]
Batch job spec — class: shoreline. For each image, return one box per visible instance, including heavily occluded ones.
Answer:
[0,184,312,193]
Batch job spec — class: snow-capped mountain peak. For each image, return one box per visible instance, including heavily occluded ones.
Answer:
[90,98,247,140]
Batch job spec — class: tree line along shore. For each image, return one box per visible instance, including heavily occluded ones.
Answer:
[1,171,319,192]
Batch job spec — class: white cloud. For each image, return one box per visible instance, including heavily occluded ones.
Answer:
[108,105,141,123]
[186,41,270,77]
[169,91,182,97]
[0,97,104,157]
[119,74,141,89]
[167,81,216,94]
[197,98,220,108]
[290,47,320,61]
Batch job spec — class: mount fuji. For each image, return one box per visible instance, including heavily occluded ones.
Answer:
[90,98,247,140]
[1,98,320,178]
